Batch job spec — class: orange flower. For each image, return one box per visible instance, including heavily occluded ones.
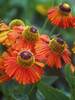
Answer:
[35,37,71,68]
[10,26,49,53]
[2,19,25,47]
[3,49,44,85]
[9,26,39,52]
[48,3,75,28]
[1,20,25,47]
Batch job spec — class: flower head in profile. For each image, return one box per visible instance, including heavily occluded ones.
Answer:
[48,3,75,28]
[4,49,44,85]
[9,19,25,34]
[10,25,40,52]
[1,19,25,47]
[22,26,40,41]
[35,37,71,68]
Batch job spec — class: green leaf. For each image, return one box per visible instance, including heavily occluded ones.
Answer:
[0,81,28,100]
[42,76,58,85]
[38,82,70,100]
[27,85,38,100]
[36,90,45,100]
[65,64,75,100]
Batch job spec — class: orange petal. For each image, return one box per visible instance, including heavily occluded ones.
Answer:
[70,64,75,73]
[0,74,11,83]
[35,61,45,68]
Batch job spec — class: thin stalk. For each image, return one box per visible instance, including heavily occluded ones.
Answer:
[40,18,48,33]
[50,26,57,36]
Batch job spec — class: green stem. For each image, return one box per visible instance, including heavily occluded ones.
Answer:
[28,84,37,100]
[28,85,35,96]
[50,26,57,36]
[40,0,55,33]
[56,32,63,37]
[49,26,64,38]
[40,18,48,33]
[52,0,54,7]
[61,0,63,3]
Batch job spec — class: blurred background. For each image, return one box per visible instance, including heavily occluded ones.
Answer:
[0,0,75,100]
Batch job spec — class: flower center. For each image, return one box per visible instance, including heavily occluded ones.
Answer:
[17,50,35,67]
[59,3,71,14]
[22,26,40,41]
[49,38,65,54]
[57,38,64,45]
[9,19,25,30]
[20,51,32,60]
[30,26,37,33]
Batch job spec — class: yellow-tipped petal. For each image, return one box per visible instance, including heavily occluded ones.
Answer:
[35,61,45,68]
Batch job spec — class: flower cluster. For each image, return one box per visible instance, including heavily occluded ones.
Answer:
[0,3,74,85]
